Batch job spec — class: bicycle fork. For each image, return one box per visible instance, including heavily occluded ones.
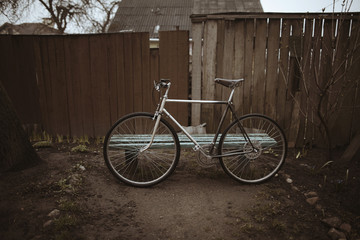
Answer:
[139,83,171,152]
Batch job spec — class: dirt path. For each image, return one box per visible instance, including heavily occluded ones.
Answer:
[1,145,359,240]
[78,150,264,240]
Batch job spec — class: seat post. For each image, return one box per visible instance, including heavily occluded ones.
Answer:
[228,88,236,103]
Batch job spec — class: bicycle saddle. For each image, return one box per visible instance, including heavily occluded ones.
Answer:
[215,78,244,88]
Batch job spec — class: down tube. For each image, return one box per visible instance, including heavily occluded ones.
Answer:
[162,108,201,148]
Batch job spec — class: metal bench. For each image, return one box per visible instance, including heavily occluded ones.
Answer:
[109,134,277,149]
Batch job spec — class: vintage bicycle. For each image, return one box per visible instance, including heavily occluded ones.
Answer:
[103,78,287,187]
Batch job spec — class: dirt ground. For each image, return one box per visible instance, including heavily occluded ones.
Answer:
[1,142,359,240]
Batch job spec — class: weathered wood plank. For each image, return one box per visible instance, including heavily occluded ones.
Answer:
[141,32,152,113]
[348,19,360,141]
[159,30,189,127]
[306,18,323,146]
[159,31,178,124]
[202,20,218,132]
[3,36,41,127]
[277,18,290,135]
[328,19,352,146]
[221,20,235,128]
[191,23,203,125]
[233,20,246,116]
[265,19,280,120]
[90,35,110,137]
[243,19,255,115]
[132,33,143,113]
[106,34,119,125]
[123,33,135,115]
[215,20,225,130]
[176,30,190,125]
[253,18,267,114]
[64,36,84,136]
[115,34,126,119]
[52,36,70,136]
[296,18,313,147]
[287,19,303,147]
[39,37,53,134]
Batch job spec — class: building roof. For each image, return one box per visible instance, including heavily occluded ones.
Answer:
[108,0,263,37]
[193,0,263,14]
[0,22,62,35]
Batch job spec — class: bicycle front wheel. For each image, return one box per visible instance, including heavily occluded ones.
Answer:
[103,112,180,187]
[218,114,287,183]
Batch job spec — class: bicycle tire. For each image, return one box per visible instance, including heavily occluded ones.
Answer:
[218,114,287,183]
[103,112,180,187]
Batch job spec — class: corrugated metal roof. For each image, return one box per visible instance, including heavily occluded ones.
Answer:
[108,0,263,37]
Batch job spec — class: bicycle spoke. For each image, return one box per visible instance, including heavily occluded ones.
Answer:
[104,113,180,187]
[219,114,287,183]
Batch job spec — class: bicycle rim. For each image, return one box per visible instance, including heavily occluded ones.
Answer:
[103,112,180,187]
[219,114,287,183]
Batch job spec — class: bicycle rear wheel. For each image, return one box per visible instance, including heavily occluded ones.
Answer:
[218,114,287,183]
[103,112,180,187]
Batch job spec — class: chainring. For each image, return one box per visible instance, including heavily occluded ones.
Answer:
[197,144,218,168]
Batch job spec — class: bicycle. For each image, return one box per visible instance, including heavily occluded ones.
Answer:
[103,78,287,187]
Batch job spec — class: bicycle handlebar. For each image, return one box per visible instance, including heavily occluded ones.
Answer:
[154,79,171,91]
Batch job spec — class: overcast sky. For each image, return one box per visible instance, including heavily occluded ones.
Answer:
[260,0,359,12]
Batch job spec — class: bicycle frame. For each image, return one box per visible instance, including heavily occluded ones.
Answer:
[141,82,254,158]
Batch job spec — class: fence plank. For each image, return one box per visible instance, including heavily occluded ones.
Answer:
[265,19,280,120]
[159,30,177,120]
[115,34,126,119]
[78,36,93,137]
[106,34,119,125]
[55,36,70,136]
[253,19,267,114]
[328,20,351,146]
[215,20,225,129]
[348,19,360,142]
[47,37,68,136]
[38,37,53,134]
[333,18,360,146]
[222,21,235,126]
[296,18,314,146]
[287,19,303,147]
[90,35,110,137]
[159,30,189,127]
[1,36,41,128]
[150,48,160,110]
[191,23,203,125]
[132,33,144,113]
[306,18,323,145]
[202,21,218,132]
[141,33,152,113]
[176,30,190,125]
[123,33,135,115]
[64,36,84,136]
[277,19,290,133]
[233,20,246,116]
[243,19,255,115]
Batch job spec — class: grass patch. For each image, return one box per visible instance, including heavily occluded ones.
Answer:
[54,214,78,231]
[71,144,89,153]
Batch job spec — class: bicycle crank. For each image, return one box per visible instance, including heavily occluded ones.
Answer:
[196,144,218,168]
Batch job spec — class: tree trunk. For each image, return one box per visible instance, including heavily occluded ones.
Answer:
[0,81,41,172]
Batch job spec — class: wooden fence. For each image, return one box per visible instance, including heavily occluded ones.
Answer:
[1,13,359,147]
[191,12,360,147]
[0,31,189,137]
